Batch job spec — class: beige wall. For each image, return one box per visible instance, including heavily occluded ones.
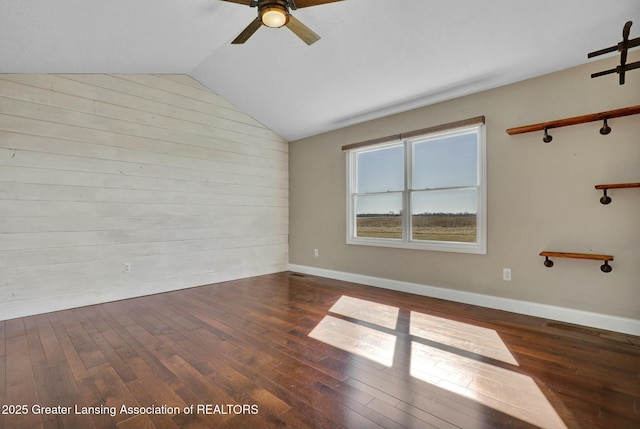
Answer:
[0,74,288,320]
[289,53,640,320]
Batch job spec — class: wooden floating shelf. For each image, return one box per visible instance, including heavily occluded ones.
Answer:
[540,251,613,261]
[595,182,640,190]
[506,105,640,136]
[540,251,614,273]
[594,182,640,204]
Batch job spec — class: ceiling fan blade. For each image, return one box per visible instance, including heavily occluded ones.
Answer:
[219,0,253,5]
[286,15,320,45]
[293,0,343,8]
[231,17,262,44]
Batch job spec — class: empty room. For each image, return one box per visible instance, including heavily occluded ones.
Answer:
[1,1,639,428]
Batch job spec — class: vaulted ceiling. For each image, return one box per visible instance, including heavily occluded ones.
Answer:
[1,0,638,140]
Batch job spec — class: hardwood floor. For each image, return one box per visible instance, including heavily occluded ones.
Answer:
[1,272,639,429]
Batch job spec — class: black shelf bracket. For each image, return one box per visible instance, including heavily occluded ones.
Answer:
[589,21,640,85]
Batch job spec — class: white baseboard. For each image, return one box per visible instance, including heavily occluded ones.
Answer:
[288,264,640,337]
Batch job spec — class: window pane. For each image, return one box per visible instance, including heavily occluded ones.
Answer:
[411,189,477,242]
[357,145,404,193]
[356,193,402,239]
[412,132,477,189]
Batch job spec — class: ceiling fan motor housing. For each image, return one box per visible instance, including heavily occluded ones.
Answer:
[259,0,291,28]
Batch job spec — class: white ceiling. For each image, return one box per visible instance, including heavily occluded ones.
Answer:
[1,0,639,141]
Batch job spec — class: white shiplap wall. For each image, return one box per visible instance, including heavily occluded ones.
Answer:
[0,74,289,320]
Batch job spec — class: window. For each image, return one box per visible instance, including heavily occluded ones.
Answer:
[345,119,486,253]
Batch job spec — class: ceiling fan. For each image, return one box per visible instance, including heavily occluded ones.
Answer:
[221,0,343,45]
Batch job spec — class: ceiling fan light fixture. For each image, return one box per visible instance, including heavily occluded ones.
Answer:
[260,3,289,28]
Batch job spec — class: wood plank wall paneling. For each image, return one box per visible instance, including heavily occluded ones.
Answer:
[0,74,289,320]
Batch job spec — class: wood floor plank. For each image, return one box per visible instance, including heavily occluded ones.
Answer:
[4,319,44,429]
[58,311,108,370]
[79,309,138,384]
[48,313,91,382]
[0,320,5,398]
[124,379,179,429]
[22,317,55,429]
[1,272,639,428]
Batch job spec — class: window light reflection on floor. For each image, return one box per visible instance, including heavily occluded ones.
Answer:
[329,295,399,330]
[308,315,396,367]
[410,341,567,429]
[410,310,519,365]
[308,295,568,429]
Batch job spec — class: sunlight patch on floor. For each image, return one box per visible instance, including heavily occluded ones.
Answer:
[308,315,396,367]
[410,342,567,429]
[329,295,399,330]
[410,311,519,365]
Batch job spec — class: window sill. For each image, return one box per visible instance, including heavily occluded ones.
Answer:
[346,237,487,254]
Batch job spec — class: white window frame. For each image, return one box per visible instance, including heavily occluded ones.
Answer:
[346,124,486,254]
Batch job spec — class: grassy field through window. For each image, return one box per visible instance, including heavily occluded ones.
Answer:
[356,213,476,242]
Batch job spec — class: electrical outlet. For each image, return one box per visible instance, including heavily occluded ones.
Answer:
[314,249,319,257]
[503,268,512,281]
[123,262,131,273]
